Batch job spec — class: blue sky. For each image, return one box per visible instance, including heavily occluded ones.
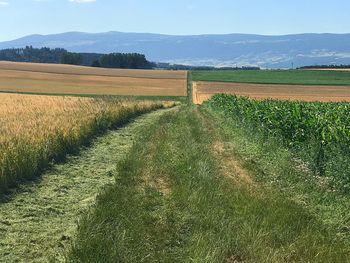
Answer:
[0,0,349,41]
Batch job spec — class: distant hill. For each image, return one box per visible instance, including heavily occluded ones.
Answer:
[0,46,154,69]
[1,32,350,68]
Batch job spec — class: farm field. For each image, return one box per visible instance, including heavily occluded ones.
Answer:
[1,67,350,262]
[191,70,350,104]
[307,68,350,71]
[0,93,168,192]
[206,94,350,192]
[192,81,350,104]
[192,69,350,85]
[0,107,174,262]
[0,61,187,79]
[0,61,187,97]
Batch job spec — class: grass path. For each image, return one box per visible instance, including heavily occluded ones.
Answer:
[202,102,350,246]
[69,106,349,263]
[0,108,173,263]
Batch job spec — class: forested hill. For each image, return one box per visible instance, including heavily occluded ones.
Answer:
[0,46,155,69]
[1,32,350,68]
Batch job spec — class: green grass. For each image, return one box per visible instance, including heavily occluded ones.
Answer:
[192,69,350,86]
[0,108,172,262]
[69,106,350,263]
[205,94,350,193]
[202,102,350,247]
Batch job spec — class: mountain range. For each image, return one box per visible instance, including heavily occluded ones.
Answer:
[1,31,350,68]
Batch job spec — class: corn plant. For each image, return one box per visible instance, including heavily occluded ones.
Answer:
[206,94,350,192]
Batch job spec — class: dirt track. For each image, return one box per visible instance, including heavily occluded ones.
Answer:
[193,81,350,104]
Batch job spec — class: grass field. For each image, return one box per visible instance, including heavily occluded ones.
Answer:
[306,68,350,71]
[1,65,350,262]
[0,62,187,97]
[192,69,350,86]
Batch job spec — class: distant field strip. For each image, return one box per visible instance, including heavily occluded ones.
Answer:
[0,61,187,79]
[307,68,350,71]
[192,69,350,86]
[193,81,350,104]
[0,62,187,96]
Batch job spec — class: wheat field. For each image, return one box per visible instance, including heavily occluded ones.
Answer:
[0,62,187,97]
[0,61,187,79]
[0,93,167,192]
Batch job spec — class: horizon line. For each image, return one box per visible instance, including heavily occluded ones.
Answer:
[2,31,350,42]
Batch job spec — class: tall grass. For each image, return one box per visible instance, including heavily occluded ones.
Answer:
[0,93,168,193]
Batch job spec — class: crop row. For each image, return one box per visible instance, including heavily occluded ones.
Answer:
[0,94,168,193]
[205,94,350,192]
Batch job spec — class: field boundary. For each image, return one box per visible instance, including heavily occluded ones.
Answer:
[187,71,193,104]
[0,90,187,102]
[191,79,350,87]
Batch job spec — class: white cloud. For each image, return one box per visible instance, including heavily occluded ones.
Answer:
[69,0,96,3]
[0,1,9,5]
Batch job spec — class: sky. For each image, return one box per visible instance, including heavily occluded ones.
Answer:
[0,0,349,41]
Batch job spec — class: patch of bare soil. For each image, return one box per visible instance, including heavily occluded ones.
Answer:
[197,108,255,188]
[213,140,254,186]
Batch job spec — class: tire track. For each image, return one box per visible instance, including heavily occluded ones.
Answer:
[0,108,174,263]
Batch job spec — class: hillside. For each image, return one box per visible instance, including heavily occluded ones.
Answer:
[1,32,350,68]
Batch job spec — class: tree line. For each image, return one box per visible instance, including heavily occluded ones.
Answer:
[0,46,155,69]
[0,46,66,64]
[94,53,154,69]
[298,65,350,69]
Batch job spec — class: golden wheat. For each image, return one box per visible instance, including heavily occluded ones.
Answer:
[0,93,167,192]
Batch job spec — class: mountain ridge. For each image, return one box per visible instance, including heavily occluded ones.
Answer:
[1,31,350,68]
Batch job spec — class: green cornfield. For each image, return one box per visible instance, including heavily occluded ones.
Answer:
[205,94,350,192]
